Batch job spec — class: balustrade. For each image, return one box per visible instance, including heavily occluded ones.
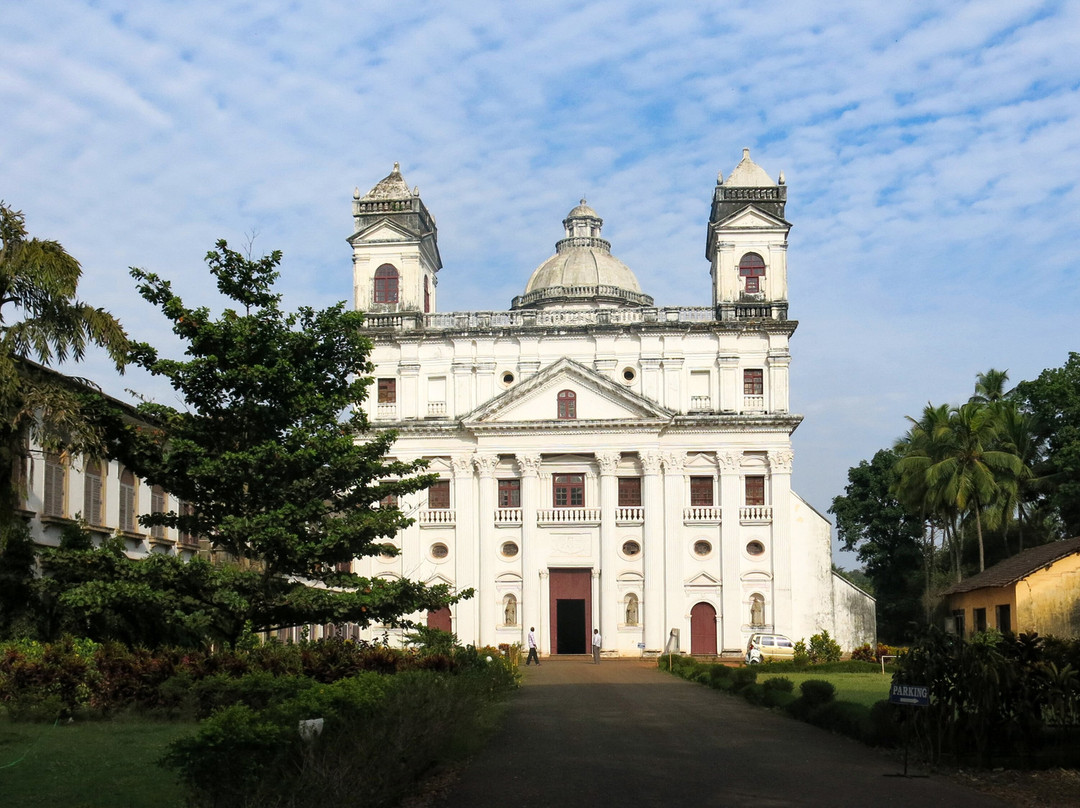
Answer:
[418,508,457,526]
[683,506,722,523]
[743,395,765,412]
[427,401,447,417]
[689,396,712,412]
[614,506,644,524]
[739,505,772,522]
[536,507,601,525]
[493,508,522,525]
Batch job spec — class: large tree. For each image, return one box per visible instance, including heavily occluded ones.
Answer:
[85,241,463,642]
[830,448,925,641]
[1016,353,1080,537]
[0,202,128,525]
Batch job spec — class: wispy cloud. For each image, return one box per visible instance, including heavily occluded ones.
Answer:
[2,0,1078,564]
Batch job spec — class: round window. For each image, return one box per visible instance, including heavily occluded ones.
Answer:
[501,541,519,558]
[622,540,641,557]
[502,371,515,386]
[430,543,449,560]
[622,367,636,383]
[746,540,765,556]
[379,543,397,561]
[694,540,712,557]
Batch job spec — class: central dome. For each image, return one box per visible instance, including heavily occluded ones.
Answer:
[512,200,653,310]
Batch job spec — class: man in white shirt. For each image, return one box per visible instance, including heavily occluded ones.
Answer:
[526,627,540,666]
[592,628,602,664]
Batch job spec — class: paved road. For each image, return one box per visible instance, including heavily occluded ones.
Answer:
[434,658,1010,808]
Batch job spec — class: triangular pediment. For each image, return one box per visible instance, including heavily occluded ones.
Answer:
[462,357,674,427]
[714,205,790,230]
[349,218,418,244]
[686,572,721,588]
[425,573,455,588]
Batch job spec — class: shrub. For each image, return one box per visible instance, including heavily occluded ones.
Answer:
[730,667,757,692]
[798,679,836,707]
[792,639,810,667]
[850,643,876,663]
[810,700,871,739]
[807,631,842,664]
[761,676,793,694]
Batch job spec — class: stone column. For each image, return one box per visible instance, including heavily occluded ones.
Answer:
[768,449,795,636]
[596,451,620,653]
[473,453,499,647]
[663,453,686,647]
[718,450,742,653]
[451,361,473,418]
[451,455,476,644]
[717,354,739,412]
[538,569,550,655]
[767,350,790,414]
[399,362,420,420]
[641,451,665,652]
[517,453,542,649]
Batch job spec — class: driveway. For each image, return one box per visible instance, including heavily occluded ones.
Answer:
[433,658,1010,807]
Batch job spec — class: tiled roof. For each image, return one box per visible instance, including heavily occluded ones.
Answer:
[942,536,1080,594]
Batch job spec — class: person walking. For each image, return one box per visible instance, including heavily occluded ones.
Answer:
[592,628,602,664]
[526,627,540,666]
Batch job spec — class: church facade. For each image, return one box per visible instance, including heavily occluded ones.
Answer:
[350,152,875,657]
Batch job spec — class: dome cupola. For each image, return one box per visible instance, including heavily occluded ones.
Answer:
[512,200,653,310]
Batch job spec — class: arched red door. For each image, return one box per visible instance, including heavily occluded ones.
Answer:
[690,602,717,655]
[427,607,452,632]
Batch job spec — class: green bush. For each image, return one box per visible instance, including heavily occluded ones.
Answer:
[807,631,842,664]
[761,676,794,694]
[810,700,871,739]
[730,666,757,692]
[163,667,516,808]
[798,679,836,706]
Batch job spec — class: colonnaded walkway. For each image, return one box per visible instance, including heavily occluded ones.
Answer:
[433,657,1010,808]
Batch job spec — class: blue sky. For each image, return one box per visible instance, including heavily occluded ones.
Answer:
[3,1,1079,568]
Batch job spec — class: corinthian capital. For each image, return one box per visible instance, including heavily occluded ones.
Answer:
[516,453,541,477]
[595,451,621,475]
[472,453,499,477]
[768,449,794,472]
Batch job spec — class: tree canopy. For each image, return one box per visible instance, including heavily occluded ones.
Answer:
[0,202,128,525]
[72,241,465,643]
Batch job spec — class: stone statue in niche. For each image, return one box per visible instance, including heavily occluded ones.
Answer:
[504,594,517,626]
[750,594,764,627]
[625,593,639,626]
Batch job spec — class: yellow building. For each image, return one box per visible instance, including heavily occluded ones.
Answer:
[941,536,1080,638]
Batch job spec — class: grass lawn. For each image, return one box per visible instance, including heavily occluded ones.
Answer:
[0,719,195,808]
[757,671,893,708]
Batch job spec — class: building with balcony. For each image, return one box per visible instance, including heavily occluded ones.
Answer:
[350,153,875,657]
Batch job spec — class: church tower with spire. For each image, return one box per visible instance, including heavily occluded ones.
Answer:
[348,163,442,315]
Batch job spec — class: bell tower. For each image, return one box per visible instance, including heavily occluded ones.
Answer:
[705,149,790,321]
[348,163,442,315]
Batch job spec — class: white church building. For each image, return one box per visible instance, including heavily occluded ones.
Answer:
[350,152,875,657]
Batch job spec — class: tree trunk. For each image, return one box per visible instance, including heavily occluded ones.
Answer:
[975,505,985,573]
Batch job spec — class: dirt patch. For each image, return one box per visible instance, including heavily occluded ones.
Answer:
[950,768,1080,807]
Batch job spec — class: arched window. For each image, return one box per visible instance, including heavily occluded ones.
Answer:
[44,452,66,517]
[119,467,136,532]
[150,485,166,540]
[739,253,766,293]
[83,459,104,526]
[423,275,431,313]
[373,264,399,304]
[557,389,576,420]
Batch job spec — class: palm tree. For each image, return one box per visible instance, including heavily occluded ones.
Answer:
[894,404,954,600]
[971,368,1011,403]
[992,403,1045,552]
[0,202,128,525]
[925,402,1022,573]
